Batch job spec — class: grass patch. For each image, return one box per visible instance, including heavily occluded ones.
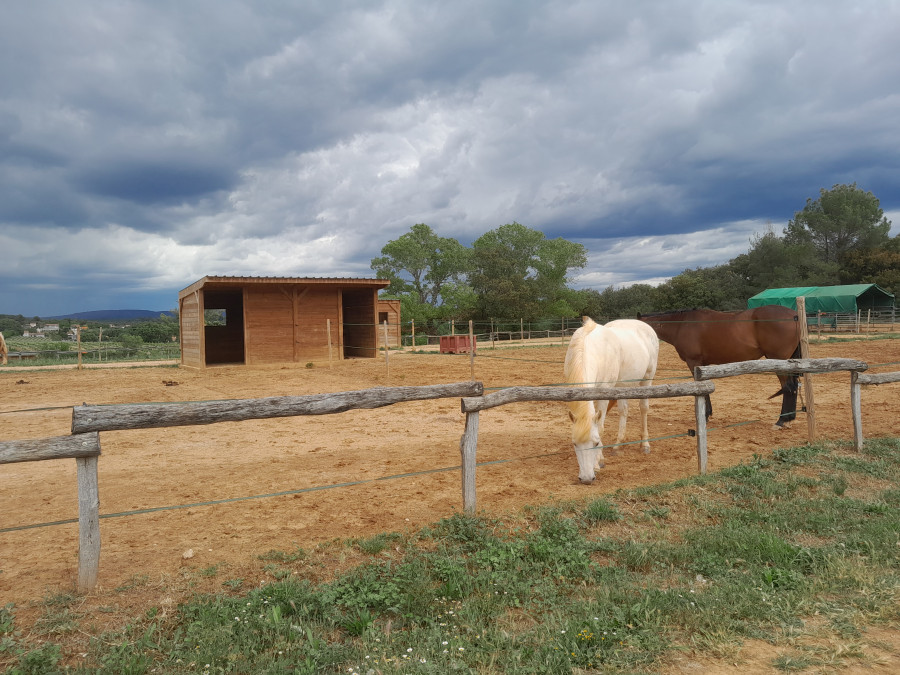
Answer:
[3,439,899,673]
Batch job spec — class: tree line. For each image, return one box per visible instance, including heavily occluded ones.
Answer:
[0,314,179,346]
[371,183,898,326]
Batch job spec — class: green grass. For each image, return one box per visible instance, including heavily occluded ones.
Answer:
[2,438,899,674]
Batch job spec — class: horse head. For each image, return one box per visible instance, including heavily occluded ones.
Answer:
[568,400,602,484]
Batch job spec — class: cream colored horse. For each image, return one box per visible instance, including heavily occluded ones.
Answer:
[564,317,659,484]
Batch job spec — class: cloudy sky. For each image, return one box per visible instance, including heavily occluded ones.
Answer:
[2,0,899,317]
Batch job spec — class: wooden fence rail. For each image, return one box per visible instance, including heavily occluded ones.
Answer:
[4,357,898,594]
[7,383,482,592]
[72,382,483,433]
[0,433,102,592]
[460,381,717,514]
[852,370,900,451]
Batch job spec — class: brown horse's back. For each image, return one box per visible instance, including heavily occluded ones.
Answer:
[748,305,801,360]
[645,306,799,368]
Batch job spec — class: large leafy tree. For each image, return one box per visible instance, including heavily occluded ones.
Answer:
[469,222,586,319]
[840,235,900,294]
[370,223,469,307]
[784,183,892,264]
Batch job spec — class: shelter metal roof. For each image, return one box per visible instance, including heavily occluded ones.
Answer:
[178,275,390,298]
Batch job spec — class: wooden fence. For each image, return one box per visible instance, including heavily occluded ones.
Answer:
[2,356,898,592]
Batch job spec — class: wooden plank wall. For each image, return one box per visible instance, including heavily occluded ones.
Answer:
[179,292,202,368]
[244,287,295,364]
[377,300,401,347]
[294,287,341,361]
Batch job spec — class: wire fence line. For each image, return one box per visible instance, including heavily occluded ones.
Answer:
[1,417,759,535]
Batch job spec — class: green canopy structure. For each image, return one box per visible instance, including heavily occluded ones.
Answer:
[747,284,895,314]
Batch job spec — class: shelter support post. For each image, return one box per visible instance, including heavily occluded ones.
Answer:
[460,411,479,513]
[694,395,708,474]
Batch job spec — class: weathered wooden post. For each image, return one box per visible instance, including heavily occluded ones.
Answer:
[851,370,862,451]
[460,411,479,513]
[469,320,475,381]
[77,454,100,592]
[77,326,84,370]
[694,395,708,474]
[796,297,816,442]
[410,319,415,349]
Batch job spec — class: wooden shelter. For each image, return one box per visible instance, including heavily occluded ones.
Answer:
[376,299,401,348]
[178,276,390,368]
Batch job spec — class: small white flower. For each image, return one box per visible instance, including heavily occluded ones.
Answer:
[407,648,413,653]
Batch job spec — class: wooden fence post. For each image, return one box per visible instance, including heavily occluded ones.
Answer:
[460,411,479,513]
[694,395,708,474]
[796,297,816,442]
[851,371,863,451]
[469,320,475,381]
[77,454,101,592]
[411,319,415,349]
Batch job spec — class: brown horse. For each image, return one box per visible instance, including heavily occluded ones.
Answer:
[638,305,802,428]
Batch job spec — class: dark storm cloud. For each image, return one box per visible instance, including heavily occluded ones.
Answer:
[77,160,237,205]
[1,0,899,316]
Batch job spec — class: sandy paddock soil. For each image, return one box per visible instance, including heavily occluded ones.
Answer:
[2,338,899,616]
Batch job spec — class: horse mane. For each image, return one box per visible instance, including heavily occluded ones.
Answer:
[564,316,598,444]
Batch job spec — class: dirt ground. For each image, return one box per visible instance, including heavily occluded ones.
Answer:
[2,338,899,623]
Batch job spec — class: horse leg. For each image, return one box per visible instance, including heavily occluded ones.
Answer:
[705,393,713,420]
[593,402,609,467]
[773,374,799,429]
[610,399,626,455]
[639,397,651,453]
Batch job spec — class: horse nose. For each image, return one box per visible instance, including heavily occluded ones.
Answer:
[579,477,595,486]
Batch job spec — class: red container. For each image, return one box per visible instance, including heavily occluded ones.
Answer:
[439,335,476,354]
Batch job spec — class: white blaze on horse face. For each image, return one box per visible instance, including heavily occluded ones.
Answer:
[573,421,602,484]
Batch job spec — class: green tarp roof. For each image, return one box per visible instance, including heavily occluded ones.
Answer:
[747,284,895,313]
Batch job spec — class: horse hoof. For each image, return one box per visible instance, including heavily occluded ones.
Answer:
[642,448,651,455]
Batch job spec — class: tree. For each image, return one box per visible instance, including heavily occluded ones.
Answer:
[729,226,840,293]
[784,183,892,265]
[840,238,900,294]
[370,224,469,307]
[469,223,586,319]
[571,284,659,320]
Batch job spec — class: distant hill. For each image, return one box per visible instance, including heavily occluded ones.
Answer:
[46,309,176,321]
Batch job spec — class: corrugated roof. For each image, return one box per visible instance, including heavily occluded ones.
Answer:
[178,275,390,297]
